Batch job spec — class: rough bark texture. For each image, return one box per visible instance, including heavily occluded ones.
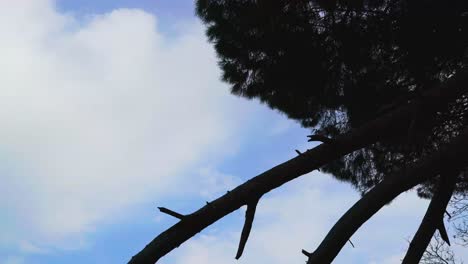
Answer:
[128,69,468,264]
[306,128,468,264]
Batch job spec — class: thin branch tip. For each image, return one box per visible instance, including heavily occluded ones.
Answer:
[438,221,451,246]
[235,199,260,259]
[307,135,333,143]
[445,210,452,219]
[157,207,185,220]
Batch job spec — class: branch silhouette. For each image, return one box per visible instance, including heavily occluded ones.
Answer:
[128,69,468,264]
[306,128,468,264]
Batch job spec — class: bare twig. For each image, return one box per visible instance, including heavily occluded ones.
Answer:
[421,234,461,264]
[307,134,333,143]
[302,249,312,257]
[446,210,452,219]
[157,207,185,220]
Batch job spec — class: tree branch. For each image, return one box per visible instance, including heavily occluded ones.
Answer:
[402,171,457,264]
[157,207,185,220]
[307,135,333,143]
[235,198,260,259]
[439,221,451,246]
[306,128,468,264]
[128,69,468,264]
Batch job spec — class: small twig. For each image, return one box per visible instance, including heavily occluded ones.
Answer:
[235,198,260,259]
[302,249,312,257]
[348,239,355,248]
[445,210,452,220]
[157,207,185,220]
[295,149,303,155]
[307,135,333,144]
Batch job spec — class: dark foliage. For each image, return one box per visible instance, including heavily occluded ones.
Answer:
[128,3,468,262]
[196,0,468,194]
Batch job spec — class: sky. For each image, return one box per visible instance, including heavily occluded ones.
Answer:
[0,1,466,264]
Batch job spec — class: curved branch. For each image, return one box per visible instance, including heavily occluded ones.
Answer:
[306,128,468,264]
[402,172,457,264]
[128,69,468,264]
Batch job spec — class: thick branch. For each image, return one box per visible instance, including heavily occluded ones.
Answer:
[128,69,468,264]
[235,198,260,259]
[402,172,457,264]
[306,128,468,264]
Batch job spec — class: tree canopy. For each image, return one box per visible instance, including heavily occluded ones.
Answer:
[129,1,468,263]
[196,0,468,194]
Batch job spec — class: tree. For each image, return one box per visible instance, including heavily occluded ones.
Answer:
[128,0,468,263]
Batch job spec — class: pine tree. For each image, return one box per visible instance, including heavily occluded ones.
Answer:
[129,1,468,263]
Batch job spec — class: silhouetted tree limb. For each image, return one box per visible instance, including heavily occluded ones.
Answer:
[302,249,312,257]
[306,128,468,264]
[235,198,260,259]
[128,69,468,264]
[402,172,457,263]
[157,207,185,220]
[446,210,453,219]
[307,135,333,144]
[439,222,451,246]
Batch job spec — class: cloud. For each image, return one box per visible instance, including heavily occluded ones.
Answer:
[3,2,462,263]
[0,0,254,253]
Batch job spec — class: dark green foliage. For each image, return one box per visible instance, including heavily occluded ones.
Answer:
[196,0,468,195]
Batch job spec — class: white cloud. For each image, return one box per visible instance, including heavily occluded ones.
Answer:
[0,0,255,253]
[3,2,463,263]
[194,167,242,200]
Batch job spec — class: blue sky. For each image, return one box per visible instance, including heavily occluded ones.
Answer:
[0,1,466,264]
